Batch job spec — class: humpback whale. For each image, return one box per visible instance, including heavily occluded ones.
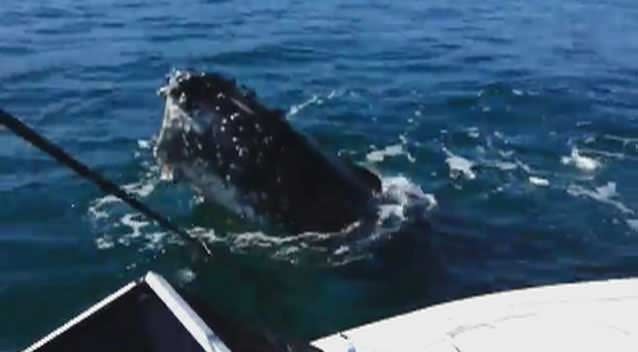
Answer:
[154,70,381,233]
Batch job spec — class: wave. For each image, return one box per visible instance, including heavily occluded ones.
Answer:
[366,143,415,163]
[567,182,634,215]
[561,147,601,172]
[88,149,437,266]
[286,89,345,118]
[443,146,476,180]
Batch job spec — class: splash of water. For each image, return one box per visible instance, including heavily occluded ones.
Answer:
[89,163,436,266]
[366,144,415,163]
[287,89,344,118]
[567,182,634,215]
[562,148,600,172]
[443,147,477,180]
[529,176,550,187]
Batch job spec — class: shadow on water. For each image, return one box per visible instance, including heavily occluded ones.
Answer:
[182,203,638,342]
[181,211,446,340]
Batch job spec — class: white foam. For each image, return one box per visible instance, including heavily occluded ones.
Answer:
[443,147,476,180]
[562,148,600,171]
[516,159,533,173]
[89,132,161,250]
[493,131,506,140]
[120,214,148,238]
[378,176,437,222]
[287,90,345,117]
[529,176,550,187]
[88,178,158,245]
[88,162,163,252]
[288,95,318,116]
[231,230,338,250]
[91,194,120,207]
[176,268,197,284]
[88,194,121,220]
[95,236,115,250]
[137,139,152,149]
[88,206,110,220]
[498,150,515,158]
[627,219,638,232]
[484,160,518,171]
[603,134,638,146]
[188,227,220,244]
[90,175,437,267]
[366,144,415,163]
[274,245,301,257]
[578,148,635,161]
[89,179,157,216]
[466,127,480,139]
[126,181,156,198]
[567,182,634,214]
[91,127,435,265]
[140,232,170,251]
[232,231,289,249]
[93,215,174,252]
[333,245,350,256]
[200,175,439,264]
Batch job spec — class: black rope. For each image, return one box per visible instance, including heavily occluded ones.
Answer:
[0,108,212,257]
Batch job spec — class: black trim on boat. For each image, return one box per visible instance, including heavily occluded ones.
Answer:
[23,272,322,352]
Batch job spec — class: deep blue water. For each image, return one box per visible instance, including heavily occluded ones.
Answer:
[2,0,638,350]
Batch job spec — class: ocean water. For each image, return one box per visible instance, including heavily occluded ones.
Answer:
[2,0,638,349]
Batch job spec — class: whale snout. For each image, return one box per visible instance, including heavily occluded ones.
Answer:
[155,70,241,184]
[159,70,232,112]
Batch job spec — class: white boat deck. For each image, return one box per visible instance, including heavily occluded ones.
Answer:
[312,278,638,351]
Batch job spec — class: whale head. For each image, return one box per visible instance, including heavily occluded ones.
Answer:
[154,70,382,233]
[153,70,286,221]
[154,70,263,181]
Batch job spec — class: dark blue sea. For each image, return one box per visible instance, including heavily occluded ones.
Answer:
[2,0,638,350]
